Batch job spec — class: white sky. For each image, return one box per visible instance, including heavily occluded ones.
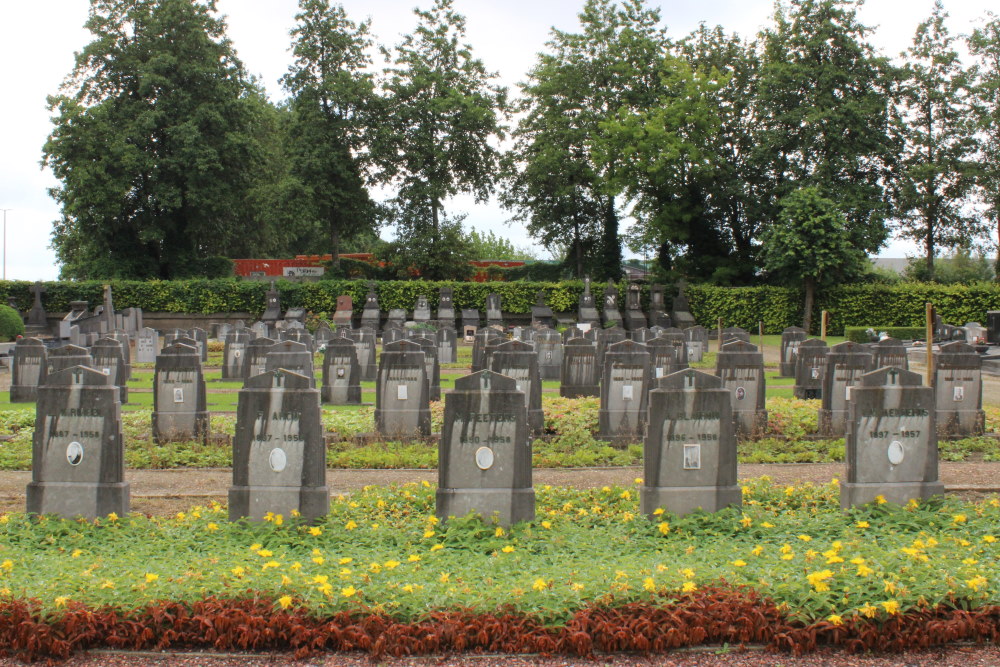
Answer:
[0,0,995,280]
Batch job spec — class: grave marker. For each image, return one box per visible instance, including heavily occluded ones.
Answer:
[46,344,93,378]
[438,287,456,330]
[934,341,986,437]
[437,326,457,364]
[261,282,281,321]
[648,284,672,328]
[135,328,159,363]
[414,295,432,323]
[153,342,208,444]
[223,330,251,379]
[265,340,315,387]
[642,368,741,517]
[531,291,554,329]
[333,295,354,329]
[597,340,651,444]
[361,282,381,332]
[486,293,503,328]
[535,326,562,380]
[685,325,708,363]
[10,338,47,402]
[601,280,622,327]
[779,327,807,377]
[375,342,431,438]
[578,277,600,327]
[624,283,647,331]
[229,369,328,522]
[793,339,829,399]
[489,339,544,435]
[715,341,767,438]
[91,337,129,404]
[321,338,362,405]
[560,338,600,397]
[187,327,208,362]
[243,337,275,379]
[841,367,943,507]
[818,342,873,436]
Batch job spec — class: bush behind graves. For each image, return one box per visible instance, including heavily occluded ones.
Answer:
[843,326,928,343]
[0,305,24,341]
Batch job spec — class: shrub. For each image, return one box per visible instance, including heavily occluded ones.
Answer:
[0,305,25,341]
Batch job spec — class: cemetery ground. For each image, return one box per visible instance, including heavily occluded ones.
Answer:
[3,338,1000,662]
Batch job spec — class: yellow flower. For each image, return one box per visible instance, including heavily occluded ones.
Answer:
[144,573,159,583]
[339,557,353,565]
[495,527,505,538]
[532,578,548,591]
[953,514,967,524]
[263,561,280,570]
[681,581,698,593]
[54,596,69,608]
[963,558,978,565]
[423,530,435,538]
[740,514,752,528]
[291,509,300,517]
[570,582,585,592]
[643,577,656,592]
[806,570,834,591]
[309,527,322,536]
[541,521,552,529]
[250,543,262,551]
[312,556,324,565]
[408,554,421,562]
[206,522,219,532]
[273,515,284,526]
[984,536,997,543]
[682,568,695,579]
[634,477,643,484]
[622,512,635,522]
[71,549,83,559]
[827,614,843,626]
[0,560,13,572]
[732,560,747,568]
[345,521,357,531]
[501,545,515,553]
[100,579,115,589]
[430,544,444,552]
[369,563,382,573]
[857,565,874,577]
[107,512,119,522]
[257,549,273,558]
[402,584,415,593]
[384,560,400,569]
[826,555,844,564]
[232,566,245,577]
[967,576,988,592]
[312,575,329,585]
[875,495,887,505]
[797,535,812,542]
[620,490,631,500]
[883,580,897,594]
[860,603,878,618]
[882,600,900,615]
[280,575,292,585]
[761,522,774,528]
[658,522,670,535]
[751,546,764,556]
[422,480,432,488]
[439,572,450,583]
[856,521,870,528]
[653,508,665,516]
[278,595,293,609]
[341,586,357,598]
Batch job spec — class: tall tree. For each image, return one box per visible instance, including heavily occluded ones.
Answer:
[43,0,271,279]
[756,0,897,258]
[379,0,507,250]
[969,12,1000,277]
[505,0,666,281]
[281,0,378,267]
[894,1,981,281]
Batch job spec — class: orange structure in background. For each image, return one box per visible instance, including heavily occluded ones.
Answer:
[232,254,525,281]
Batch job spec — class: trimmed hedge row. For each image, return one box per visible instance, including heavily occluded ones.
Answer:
[1,279,997,335]
[843,326,928,343]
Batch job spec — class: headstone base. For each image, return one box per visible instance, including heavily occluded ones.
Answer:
[936,410,986,438]
[817,409,846,438]
[793,386,822,400]
[839,480,945,509]
[733,410,769,439]
[153,413,210,444]
[26,481,130,519]
[436,488,535,527]
[559,384,599,398]
[640,485,742,518]
[228,485,330,523]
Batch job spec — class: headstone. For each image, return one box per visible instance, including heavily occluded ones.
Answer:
[562,326,583,343]
[229,369,328,522]
[934,341,986,438]
[560,338,600,398]
[715,341,767,438]
[383,325,406,345]
[685,325,708,363]
[598,340,651,444]
[120,307,142,334]
[642,368,740,517]
[59,301,88,339]
[489,339,544,435]
[647,337,684,382]
[648,284,672,328]
[187,327,208,363]
[387,308,407,328]
[283,307,306,324]
[629,327,651,344]
[27,281,47,329]
[486,293,503,327]
[668,282,696,329]
[597,325,628,370]
[438,287,455,332]
[281,328,314,354]
[243,337,275,379]
[472,327,502,373]
[818,341,873,437]
[152,342,208,444]
[361,283,381,332]
[624,284,646,331]
[871,337,909,371]
[223,330,251,380]
[461,309,480,341]
[68,325,83,347]
[102,284,116,333]
[46,344,93,379]
[414,295,432,323]
[321,338,362,405]
[264,340,315,387]
[720,327,751,349]
[661,331,689,367]
[333,295,353,329]
[437,326,457,364]
[986,311,1000,345]
[213,323,233,341]
[314,322,334,349]
[793,339,829,399]
[841,367,943,507]
[375,342,431,438]
[578,277,601,327]
[107,330,132,381]
[350,327,377,382]
[964,321,988,345]
[601,280,623,327]
[409,336,442,402]
[779,327,807,377]
[436,370,533,526]
[26,365,129,519]
[10,338,47,402]
[251,321,269,340]
[530,291,554,328]
[91,337,128,404]
[535,326,562,381]
[262,282,281,321]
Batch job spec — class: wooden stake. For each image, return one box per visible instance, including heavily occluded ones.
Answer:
[717,317,724,353]
[926,302,934,387]
[821,310,828,341]
[758,320,764,350]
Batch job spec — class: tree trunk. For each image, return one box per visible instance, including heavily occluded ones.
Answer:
[925,226,935,282]
[803,276,815,334]
[601,197,620,280]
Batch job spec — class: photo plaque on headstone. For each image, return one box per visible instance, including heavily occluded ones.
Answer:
[153,342,209,444]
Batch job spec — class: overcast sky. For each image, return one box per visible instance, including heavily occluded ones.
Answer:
[0,0,995,281]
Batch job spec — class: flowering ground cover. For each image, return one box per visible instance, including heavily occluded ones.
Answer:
[0,479,999,660]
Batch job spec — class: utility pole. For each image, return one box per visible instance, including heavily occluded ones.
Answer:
[0,209,10,280]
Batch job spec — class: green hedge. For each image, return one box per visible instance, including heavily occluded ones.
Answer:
[842,326,928,343]
[1,279,997,334]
